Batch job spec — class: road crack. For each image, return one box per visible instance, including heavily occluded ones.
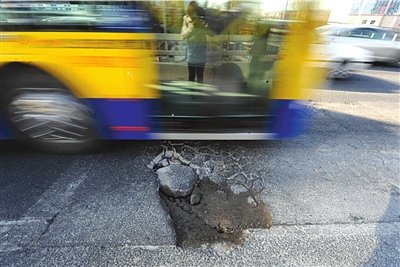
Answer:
[38,212,60,241]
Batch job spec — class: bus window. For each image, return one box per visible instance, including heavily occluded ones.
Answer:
[0,1,161,32]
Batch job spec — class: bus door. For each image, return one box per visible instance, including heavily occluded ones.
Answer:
[151,1,327,137]
[152,4,275,133]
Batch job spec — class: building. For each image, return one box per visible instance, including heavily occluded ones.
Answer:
[347,0,400,29]
[164,1,185,33]
[151,0,184,33]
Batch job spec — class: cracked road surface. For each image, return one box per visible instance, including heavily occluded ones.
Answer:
[1,66,399,266]
[149,144,273,247]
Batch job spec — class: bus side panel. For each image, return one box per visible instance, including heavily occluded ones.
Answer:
[86,98,158,140]
[270,100,310,139]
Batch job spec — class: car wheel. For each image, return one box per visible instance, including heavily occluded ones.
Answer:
[328,60,351,79]
[387,59,400,67]
[2,71,98,153]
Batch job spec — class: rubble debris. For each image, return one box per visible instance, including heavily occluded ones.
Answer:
[149,142,272,247]
[190,193,202,205]
[229,184,248,195]
[247,196,258,207]
[159,179,272,247]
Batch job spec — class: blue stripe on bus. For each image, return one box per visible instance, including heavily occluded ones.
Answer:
[85,98,158,140]
[0,115,12,139]
[1,99,306,140]
[270,100,308,139]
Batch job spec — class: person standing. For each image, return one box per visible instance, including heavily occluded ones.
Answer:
[181,1,209,83]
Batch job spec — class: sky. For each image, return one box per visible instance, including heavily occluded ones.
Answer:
[260,0,356,22]
[320,0,356,22]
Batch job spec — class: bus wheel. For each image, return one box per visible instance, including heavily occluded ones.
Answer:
[2,72,98,153]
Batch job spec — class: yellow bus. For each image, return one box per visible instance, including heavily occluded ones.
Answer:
[0,0,325,152]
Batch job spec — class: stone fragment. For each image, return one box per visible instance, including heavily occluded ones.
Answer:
[216,219,233,233]
[203,161,215,172]
[169,157,181,164]
[235,173,247,184]
[230,184,248,195]
[252,179,264,192]
[190,193,202,205]
[153,153,163,164]
[161,159,169,167]
[178,200,192,212]
[157,164,198,198]
[165,150,174,158]
[173,151,181,159]
[180,149,196,161]
[197,166,213,179]
[189,163,200,170]
[179,155,191,165]
[190,157,203,166]
[247,196,258,207]
[147,161,155,169]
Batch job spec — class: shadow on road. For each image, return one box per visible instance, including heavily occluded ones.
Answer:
[365,187,400,266]
[0,140,161,221]
[0,141,76,219]
[370,63,400,72]
[326,73,399,94]
[309,105,399,136]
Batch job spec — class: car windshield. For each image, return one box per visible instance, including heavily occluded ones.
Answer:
[381,30,397,41]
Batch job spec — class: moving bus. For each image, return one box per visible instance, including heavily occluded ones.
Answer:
[0,0,326,152]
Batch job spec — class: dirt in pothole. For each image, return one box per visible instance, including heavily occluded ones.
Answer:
[160,179,272,247]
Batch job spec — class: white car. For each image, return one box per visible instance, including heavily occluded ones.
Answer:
[317,25,400,65]
[309,35,373,79]
[324,41,373,79]
[263,21,374,79]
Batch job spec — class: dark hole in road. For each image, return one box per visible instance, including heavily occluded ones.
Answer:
[150,145,273,247]
[159,178,272,247]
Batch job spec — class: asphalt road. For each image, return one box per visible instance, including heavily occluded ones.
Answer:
[1,66,399,266]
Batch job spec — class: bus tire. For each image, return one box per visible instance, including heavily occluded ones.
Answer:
[1,68,98,153]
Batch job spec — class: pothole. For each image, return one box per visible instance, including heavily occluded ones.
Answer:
[149,142,273,248]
